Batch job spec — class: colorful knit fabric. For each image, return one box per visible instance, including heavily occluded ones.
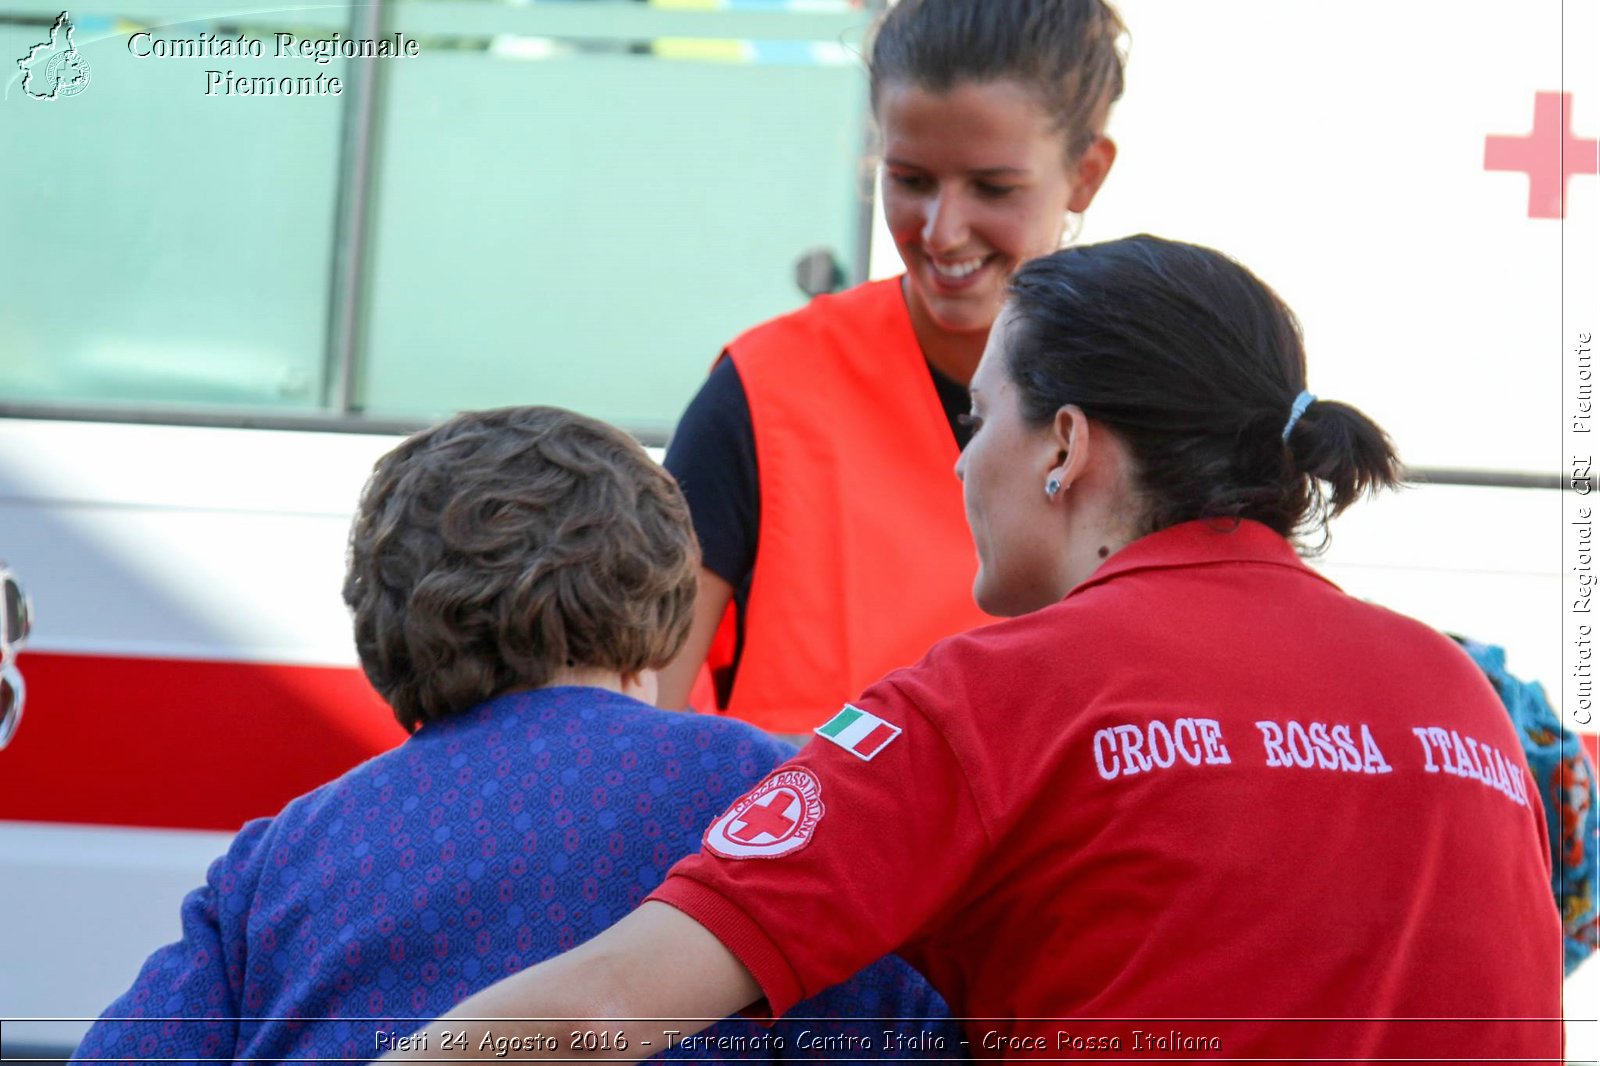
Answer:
[1460,638,1598,974]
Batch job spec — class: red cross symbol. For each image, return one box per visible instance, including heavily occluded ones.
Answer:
[729,790,797,842]
[1484,92,1598,219]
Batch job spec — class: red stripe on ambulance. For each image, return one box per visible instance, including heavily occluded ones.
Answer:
[0,652,403,831]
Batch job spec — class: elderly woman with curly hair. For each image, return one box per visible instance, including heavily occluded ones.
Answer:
[70,406,953,1065]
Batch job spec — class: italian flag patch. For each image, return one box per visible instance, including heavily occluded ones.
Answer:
[815,704,901,761]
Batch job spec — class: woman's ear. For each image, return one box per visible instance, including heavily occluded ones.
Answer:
[1066,136,1116,214]
[1047,405,1092,494]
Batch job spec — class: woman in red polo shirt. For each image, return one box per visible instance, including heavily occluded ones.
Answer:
[385,236,1563,1063]
[657,0,1124,735]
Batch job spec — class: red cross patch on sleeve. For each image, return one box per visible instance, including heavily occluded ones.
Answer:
[704,767,826,860]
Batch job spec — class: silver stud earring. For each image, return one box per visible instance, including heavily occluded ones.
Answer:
[1045,476,1063,498]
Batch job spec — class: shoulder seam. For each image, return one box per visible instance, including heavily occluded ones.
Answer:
[881,677,1000,852]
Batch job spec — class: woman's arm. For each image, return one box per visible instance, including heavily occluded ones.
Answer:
[658,359,759,711]
[379,901,759,1063]
[655,569,733,710]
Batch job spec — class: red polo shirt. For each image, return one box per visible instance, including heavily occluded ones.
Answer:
[650,519,1563,1061]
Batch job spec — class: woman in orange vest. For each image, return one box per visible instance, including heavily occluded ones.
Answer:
[659,0,1125,734]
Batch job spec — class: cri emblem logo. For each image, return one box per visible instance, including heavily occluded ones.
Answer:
[17,12,92,101]
[705,768,825,860]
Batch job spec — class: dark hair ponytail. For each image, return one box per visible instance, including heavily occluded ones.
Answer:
[1284,398,1401,539]
[1004,235,1400,547]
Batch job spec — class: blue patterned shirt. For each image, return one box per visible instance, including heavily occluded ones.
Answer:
[71,687,957,1063]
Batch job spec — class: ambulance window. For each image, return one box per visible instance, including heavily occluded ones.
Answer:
[0,9,349,415]
[0,4,872,437]
[354,5,869,438]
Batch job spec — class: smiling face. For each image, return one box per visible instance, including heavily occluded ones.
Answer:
[954,311,1066,617]
[879,79,1103,353]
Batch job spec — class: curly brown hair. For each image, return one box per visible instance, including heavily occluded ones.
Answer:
[343,406,700,732]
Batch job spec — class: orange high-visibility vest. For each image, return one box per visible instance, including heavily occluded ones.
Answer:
[706,277,994,734]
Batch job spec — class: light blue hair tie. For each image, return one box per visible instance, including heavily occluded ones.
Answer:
[1281,390,1316,442]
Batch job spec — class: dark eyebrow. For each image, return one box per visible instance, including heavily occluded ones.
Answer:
[882,159,1029,178]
